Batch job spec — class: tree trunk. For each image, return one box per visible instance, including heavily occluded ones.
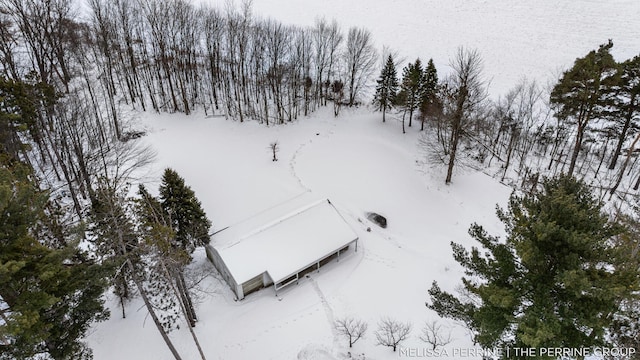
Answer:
[446,90,466,184]
[114,210,182,359]
[45,131,83,217]
[402,109,406,134]
[593,138,609,180]
[445,124,460,184]
[609,107,634,170]
[609,132,640,198]
[162,262,206,360]
[501,130,517,182]
[130,262,183,360]
[176,271,197,327]
[382,104,386,123]
[567,123,584,177]
[408,106,413,127]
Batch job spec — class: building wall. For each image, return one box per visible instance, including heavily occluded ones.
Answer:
[206,245,241,300]
[242,273,266,298]
[263,272,273,287]
[273,238,358,293]
[208,238,359,300]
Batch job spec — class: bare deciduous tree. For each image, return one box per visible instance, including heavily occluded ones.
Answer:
[269,141,279,161]
[344,26,377,106]
[444,47,487,184]
[374,317,412,352]
[313,18,343,107]
[419,320,452,350]
[488,78,542,182]
[331,80,344,116]
[335,317,368,348]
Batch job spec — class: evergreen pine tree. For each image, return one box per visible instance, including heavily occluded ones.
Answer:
[428,175,640,352]
[138,170,212,330]
[136,183,190,328]
[159,168,212,254]
[400,58,425,128]
[550,40,619,177]
[423,59,438,96]
[608,210,640,353]
[373,55,399,122]
[419,59,439,130]
[0,159,109,360]
[135,186,186,330]
[0,76,57,162]
[89,182,141,319]
[90,183,185,360]
[607,55,640,170]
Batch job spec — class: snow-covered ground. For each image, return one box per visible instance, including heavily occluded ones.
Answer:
[86,107,512,359]
[85,1,640,358]
[243,0,639,97]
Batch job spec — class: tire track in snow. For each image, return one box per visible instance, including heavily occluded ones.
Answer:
[288,126,336,192]
[307,277,339,345]
[289,140,311,191]
[226,307,323,355]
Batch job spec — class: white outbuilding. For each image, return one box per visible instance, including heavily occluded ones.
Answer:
[206,194,358,300]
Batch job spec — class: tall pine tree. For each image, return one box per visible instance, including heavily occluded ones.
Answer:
[373,55,399,122]
[0,159,109,360]
[550,40,619,177]
[428,175,640,352]
[135,169,212,329]
[608,54,640,170]
[1,76,109,359]
[89,182,185,360]
[89,182,141,319]
[0,76,56,163]
[419,59,439,131]
[399,58,425,128]
[159,168,212,253]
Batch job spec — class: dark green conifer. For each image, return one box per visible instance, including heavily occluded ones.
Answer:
[607,55,640,170]
[419,59,439,130]
[550,40,619,177]
[159,168,211,253]
[373,55,399,122]
[428,175,640,351]
[400,58,425,128]
[90,182,141,318]
[0,160,109,360]
[135,169,212,329]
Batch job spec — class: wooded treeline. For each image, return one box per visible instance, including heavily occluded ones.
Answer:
[1,0,639,358]
[374,42,639,199]
[0,0,383,214]
[3,0,637,201]
[2,0,377,124]
[0,1,225,358]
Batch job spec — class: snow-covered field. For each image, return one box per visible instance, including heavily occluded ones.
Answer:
[85,1,640,359]
[86,107,512,359]
[244,0,640,97]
